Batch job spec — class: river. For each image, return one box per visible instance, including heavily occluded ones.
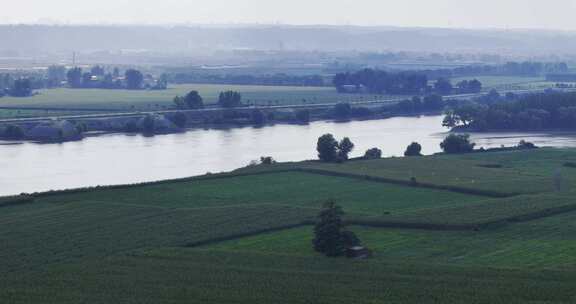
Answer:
[2,115,576,196]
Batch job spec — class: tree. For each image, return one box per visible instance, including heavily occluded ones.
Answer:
[517,140,537,149]
[423,94,444,110]
[47,65,66,87]
[434,78,453,95]
[218,91,242,108]
[9,79,32,97]
[183,90,204,109]
[173,96,186,109]
[404,142,422,156]
[251,109,266,125]
[90,65,105,76]
[440,134,475,154]
[364,148,382,159]
[169,112,187,128]
[260,156,276,165]
[140,115,156,134]
[317,134,339,162]
[313,202,360,257]
[66,67,83,88]
[338,137,354,160]
[125,69,144,90]
[333,103,352,119]
[4,124,24,139]
[295,109,310,123]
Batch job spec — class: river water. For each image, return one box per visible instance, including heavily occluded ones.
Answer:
[2,115,576,196]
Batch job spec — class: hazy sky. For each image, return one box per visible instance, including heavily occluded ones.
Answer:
[3,0,576,30]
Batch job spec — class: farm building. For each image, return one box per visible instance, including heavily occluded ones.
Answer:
[346,246,371,259]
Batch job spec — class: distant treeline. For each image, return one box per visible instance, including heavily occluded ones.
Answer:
[0,66,167,98]
[444,91,576,131]
[423,61,569,79]
[333,69,428,95]
[333,68,482,95]
[167,73,326,87]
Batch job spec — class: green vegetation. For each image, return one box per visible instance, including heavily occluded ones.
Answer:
[210,212,576,269]
[450,75,547,91]
[4,148,576,303]
[0,84,385,111]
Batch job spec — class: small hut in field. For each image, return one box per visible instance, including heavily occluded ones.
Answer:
[346,246,372,259]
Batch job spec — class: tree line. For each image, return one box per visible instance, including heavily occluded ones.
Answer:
[443,91,576,131]
[66,66,167,90]
[422,61,569,79]
[333,68,482,96]
[168,72,326,87]
[0,66,168,98]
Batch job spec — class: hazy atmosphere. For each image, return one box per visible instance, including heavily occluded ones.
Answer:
[3,0,576,29]
[5,1,576,303]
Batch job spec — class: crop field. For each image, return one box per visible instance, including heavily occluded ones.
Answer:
[0,84,388,111]
[3,148,576,303]
[300,148,576,195]
[2,249,575,304]
[208,211,576,269]
[47,171,484,215]
[450,75,550,91]
[0,108,91,119]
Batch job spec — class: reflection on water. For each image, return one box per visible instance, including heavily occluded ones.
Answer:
[1,115,576,196]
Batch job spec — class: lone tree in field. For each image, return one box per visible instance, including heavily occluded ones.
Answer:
[317,134,339,162]
[313,202,361,257]
[440,134,475,154]
[404,142,422,156]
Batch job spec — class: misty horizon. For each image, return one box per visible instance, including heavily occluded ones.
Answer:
[4,0,576,31]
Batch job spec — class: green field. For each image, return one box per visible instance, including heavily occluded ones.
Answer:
[0,84,387,111]
[450,75,552,91]
[3,148,576,303]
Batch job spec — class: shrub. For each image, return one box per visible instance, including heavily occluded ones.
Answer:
[440,134,475,154]
[124,121,139,133]
[404,142,422,156]
[338,137,355,161]
[317,134,339,162]
[333,103,352,119]
[364,148,382,159]
[4,124,24,139]
[260,156,276,165]
[517,140,537,149]
[251,109,267,125]
[313,202,362,257]
[169,112,187,128]
[295,109,310,123]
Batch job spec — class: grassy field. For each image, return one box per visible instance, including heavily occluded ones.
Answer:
[299,148,576,195]
[449,75,551,91]
[0,108,92,119]
[3,148,576,303]
[209,211,576,270]
[0,84,388,111]
[46,171,484,215]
